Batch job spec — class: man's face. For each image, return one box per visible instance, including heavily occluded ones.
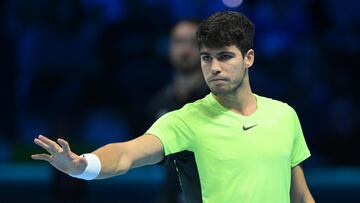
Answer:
[170,22,200,73]
[200,45,254,96]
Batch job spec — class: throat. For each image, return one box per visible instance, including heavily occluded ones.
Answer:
[215,93,258,116]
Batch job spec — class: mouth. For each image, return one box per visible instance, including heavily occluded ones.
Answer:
[208,78,229,86]
[209,78,228,83]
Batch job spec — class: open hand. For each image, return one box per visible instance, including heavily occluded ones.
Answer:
[31,135,87,175]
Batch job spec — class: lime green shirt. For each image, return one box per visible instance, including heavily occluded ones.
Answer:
[147,93,310,203]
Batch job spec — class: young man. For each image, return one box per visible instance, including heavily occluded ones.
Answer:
[32,11,315,203]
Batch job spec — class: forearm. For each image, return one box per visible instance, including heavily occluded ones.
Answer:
[32,134,163,181]
[291,165,315,203]
[92,143,132,179]
[69,134,163,180]
[291,166,315,203]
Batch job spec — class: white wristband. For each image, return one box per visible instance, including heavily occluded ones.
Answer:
[69,153,101,180]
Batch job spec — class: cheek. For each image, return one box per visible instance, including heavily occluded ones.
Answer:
[201,64,209,75]
[235,67,247,81]
[200,65,206,74]
[200,61,206,68]
[227,64,245,80]
[222,64,236,74]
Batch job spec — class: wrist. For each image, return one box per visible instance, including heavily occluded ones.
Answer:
[69,153,101,180]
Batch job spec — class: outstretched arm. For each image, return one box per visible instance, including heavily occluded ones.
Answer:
[290,165,315,203]
[31,133,164,179]
[91,133,164,179]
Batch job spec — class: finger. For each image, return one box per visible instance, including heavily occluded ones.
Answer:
[34,138,56,154]
[57,138,71,153]
[31,153,53,162]
[38,135,62,152]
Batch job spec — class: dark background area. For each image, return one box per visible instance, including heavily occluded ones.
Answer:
[0,0,359,202]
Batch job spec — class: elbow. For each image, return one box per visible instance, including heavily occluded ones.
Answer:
[303,193,315,203]
[99,143,133,176]
[115,153,133,175]
[292,193,315,203]
[116,162,131,175]
[305,198,315,203]
[296,196,315,203]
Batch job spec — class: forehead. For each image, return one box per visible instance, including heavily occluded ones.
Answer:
[200,45,241,54]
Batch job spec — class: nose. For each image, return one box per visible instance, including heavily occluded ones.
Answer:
[210,59,221,75]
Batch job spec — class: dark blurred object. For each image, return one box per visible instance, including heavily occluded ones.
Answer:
[147,20,208,203]
[315,98,360,166]
[0,1,15,143]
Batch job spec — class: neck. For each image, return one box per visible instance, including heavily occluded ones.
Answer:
[214,79,257,116]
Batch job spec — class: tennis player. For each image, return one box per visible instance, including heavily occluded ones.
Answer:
[32,11,315,203]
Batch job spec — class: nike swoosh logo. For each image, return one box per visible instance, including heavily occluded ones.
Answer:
[243,124,258,131]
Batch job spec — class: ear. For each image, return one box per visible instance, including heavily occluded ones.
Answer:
[244,49,255,69]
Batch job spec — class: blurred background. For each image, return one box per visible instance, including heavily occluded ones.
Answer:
[0,0,359,202]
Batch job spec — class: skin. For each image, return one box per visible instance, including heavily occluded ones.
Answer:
[291,165,316,203]
[199,45,256,115]
[32,44,315,202]
[32,134,164,178]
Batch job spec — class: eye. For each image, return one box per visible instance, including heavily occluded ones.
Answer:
[218,54,233,61]
[201,55,211,62]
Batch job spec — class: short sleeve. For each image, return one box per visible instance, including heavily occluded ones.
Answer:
[290,107,311,167]
[146,111,194,156]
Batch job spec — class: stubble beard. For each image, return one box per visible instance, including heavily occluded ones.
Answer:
[209,78,243,96]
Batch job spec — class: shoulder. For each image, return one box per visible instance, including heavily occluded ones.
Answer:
[257,94,297,118]
[170,95,210,116]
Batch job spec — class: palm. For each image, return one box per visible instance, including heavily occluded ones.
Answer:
[31,135,86,175]
[48,150,83,174]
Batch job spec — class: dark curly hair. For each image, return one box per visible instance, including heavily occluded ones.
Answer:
[196,11,255,57]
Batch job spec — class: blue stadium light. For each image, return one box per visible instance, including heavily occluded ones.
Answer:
[222,0,243,8]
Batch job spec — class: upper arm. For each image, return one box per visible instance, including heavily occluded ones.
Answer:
[291,165,315,203]
[289,107,311,167]
[122,133,165,169]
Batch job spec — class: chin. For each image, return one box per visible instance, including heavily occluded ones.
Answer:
[210,86,237,96]
[210,88,227,96]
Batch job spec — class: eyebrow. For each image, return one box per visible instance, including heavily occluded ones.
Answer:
[199,52,209,56]
[199,51,235,56]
